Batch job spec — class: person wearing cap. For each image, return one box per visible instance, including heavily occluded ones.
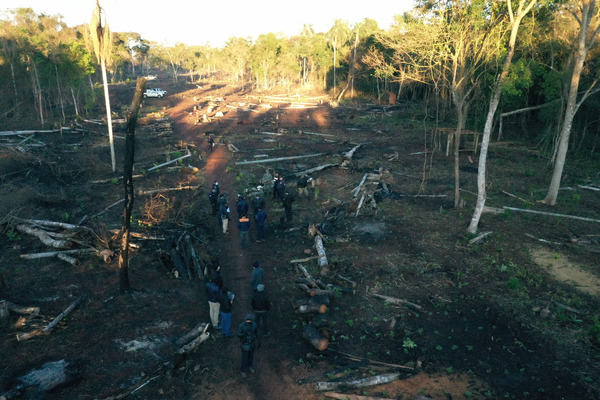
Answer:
[250,261,264,290]
[237,313,258,378]
[296,174,310,198]
[251,284,271,337]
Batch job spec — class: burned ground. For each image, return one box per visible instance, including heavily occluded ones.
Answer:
[1,79,599,400]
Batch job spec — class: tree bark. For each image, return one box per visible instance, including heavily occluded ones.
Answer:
[468,0,538,233]
[314,372,400,391]
[301,324,329,351]
[543,0,600,205]
[118,78,145,293]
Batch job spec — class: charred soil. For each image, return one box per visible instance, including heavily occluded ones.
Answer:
[1,79,599,400]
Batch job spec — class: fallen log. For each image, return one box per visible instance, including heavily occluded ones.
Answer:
[295,277,318,288]
[147,149,191,171]
[371,293,422,311]
[20,248,97,260]
[504,206,600,223]
[137,184,200,196]
[298,359,368,385]
[335,274,358,289]
[296,263,315,282]
[355,194,366,216]
[290,256,319,264]
[327,283,356,295]
[314,235,330,275]
[0,300,40,315]
[297,303,328,314]
[175,322,209,347]
[170,246,187,279]
[301,324,329,351]
[314,372,400,391]
[0,359,80,399]
[176,331,210,354]
[292,163,339,177]
[343,143,364,160]
[468,231,493,245]
[293,294,330,308]
[185,235,204,277]
[235,152,326,165]
[17,296,84,341]
[57,253,80,266]
[16,224,73,249]
[327,349,418,371]
[324,392,388,400]
[21,219,80,230]
[353,173,368,198]
[311,312,330,329]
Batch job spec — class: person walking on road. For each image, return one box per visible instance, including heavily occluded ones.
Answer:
[252,284,271,337]
[255,207,267,242]
[205,280,220,329]
[237,314,258,378]
[219,286,234,337]
[238,214,251,249]
[250,261,264,291]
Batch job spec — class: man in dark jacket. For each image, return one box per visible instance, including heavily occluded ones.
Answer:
[236,195,249,219]
[208,188,219,216]
[219,286,234,337]
[205,280,220,328]
[250,193,266,219]
[237,314,258,377]
[251,284,271,337]
[255,207,267,242]
[250,261,264,290]
[282,191,295,222]
[238,215,250,249]
[297,175,310,199]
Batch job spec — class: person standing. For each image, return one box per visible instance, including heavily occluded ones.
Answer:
[205,280,220,329]
[238,214,251,249]
[255,207,267,242]
[271,172,280,200]
[296,175,310,199]
[276,176,286,200]
[251,284,271,337]
[236,195,249,219]
[282,191,295,223]
[237,314,258,378]
[251,192,265,224]
[208,135,215,152]
[250,261,264,291]
[219,202,230,234]
[219,286,234,337]
[208,188,219,216]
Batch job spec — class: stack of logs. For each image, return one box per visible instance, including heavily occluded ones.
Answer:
[163,234,206,280]
[294,263,357,352]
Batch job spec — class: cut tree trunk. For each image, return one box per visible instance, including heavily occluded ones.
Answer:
[314,372,400,391]
[293,294,330,308]
[371,293,422,310]
[301,324,329,351]
[16,225,72,249]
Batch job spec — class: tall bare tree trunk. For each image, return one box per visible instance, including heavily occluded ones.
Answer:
[543,0,600,205]
[468,0,538,233]
[101,58,116,172]
[118,78,146,293]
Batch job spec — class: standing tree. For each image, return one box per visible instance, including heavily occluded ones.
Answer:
[89,0,116,172]
[468,0,538,234]
[542,0,600,205]
[327,20,350,94]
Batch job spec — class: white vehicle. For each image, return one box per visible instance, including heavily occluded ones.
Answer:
[143,88,167,98]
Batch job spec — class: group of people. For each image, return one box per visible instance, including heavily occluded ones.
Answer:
[205,261,271,378]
